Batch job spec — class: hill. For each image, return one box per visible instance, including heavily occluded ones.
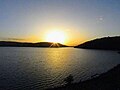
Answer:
[0,41,68,47]
[75,36,120,50]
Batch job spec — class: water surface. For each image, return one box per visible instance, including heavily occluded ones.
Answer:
[0,47,120,90]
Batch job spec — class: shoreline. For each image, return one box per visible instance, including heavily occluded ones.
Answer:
[47,64,120,90]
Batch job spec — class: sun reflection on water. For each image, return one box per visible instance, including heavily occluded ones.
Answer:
[45,49,69,73]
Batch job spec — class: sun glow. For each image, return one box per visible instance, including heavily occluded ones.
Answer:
[45,30,66,44]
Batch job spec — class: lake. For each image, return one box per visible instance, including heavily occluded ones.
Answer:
[0,47,120,90]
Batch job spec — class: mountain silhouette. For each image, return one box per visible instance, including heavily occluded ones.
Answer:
[74,36,120,50]
[0,41,68,47]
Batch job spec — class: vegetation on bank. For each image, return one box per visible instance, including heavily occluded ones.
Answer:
[75,36,120,50]
[0,41,68,47]
[47,64,120,90]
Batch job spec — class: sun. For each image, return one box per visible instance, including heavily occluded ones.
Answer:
[45,30,66,44]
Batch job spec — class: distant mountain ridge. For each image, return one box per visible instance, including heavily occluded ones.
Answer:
[0,41,68,47]
[75,36,120,50]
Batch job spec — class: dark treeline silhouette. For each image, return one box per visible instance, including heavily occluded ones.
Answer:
[64,74,74,85]
[75,36,120,50]
[0,41,68,47]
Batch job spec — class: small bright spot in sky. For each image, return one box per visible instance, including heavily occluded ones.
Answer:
[99,17,103,21]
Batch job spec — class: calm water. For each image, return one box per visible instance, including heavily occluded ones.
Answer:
[0,47,120,90]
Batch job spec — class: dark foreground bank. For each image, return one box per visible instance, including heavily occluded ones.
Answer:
[47,64,120,90]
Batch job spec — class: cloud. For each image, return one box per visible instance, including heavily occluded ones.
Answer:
[0,37,26,41]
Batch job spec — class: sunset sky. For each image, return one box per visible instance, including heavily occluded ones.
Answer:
[0,0,120,45]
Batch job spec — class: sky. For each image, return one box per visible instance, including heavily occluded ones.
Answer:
[0,0,120,45]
